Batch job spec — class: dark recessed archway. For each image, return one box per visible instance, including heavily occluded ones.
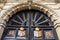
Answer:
[1,9,58,40]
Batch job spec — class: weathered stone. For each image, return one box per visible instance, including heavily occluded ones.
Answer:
[0,0,6,3]
[56,27,60,40]
[33,0,55,3]
[0,27,4,39]
[7,0,27,3]
[47,11,53,17]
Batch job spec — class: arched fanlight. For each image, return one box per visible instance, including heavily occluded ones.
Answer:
[7,10,52,26]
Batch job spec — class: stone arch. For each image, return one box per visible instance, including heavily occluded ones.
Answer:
[0,3,59,40]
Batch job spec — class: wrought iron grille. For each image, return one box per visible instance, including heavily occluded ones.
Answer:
[1,10,58,40]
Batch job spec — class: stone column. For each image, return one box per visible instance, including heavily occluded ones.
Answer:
[0,27,4,39]
[56,27,60,40]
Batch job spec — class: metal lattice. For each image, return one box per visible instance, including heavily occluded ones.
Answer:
[1,10,58,40]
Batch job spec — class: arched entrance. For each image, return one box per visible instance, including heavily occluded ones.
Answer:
[1,9,58,40]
